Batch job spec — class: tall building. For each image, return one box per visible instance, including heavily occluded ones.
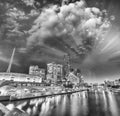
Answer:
[76,69,83,84]
[47,62,63,83]
[63,54,71,76]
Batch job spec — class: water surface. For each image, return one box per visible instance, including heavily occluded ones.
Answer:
[1,91,120,116]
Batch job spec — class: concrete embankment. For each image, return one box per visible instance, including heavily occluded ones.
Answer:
[2,89,87,102]
[0,89,87,116]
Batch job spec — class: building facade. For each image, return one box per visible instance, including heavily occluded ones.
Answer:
[47,62,63,83]
[29,65,46,80]
[63,54,71,76]
[67,72,79,85]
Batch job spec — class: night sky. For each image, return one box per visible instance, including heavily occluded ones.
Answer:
[0,0,120,83]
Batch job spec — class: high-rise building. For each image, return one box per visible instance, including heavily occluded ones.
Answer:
[47,62,63,83]
[56,64,63,78]
[47,63,54,74]
[63,54,71,76]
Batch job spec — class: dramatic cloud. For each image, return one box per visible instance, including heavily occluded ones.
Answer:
[1,0,120,83]
[27,0,112,56]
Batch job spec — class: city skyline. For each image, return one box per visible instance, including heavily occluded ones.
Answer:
[0,1,120,116]
[0,0,120,83]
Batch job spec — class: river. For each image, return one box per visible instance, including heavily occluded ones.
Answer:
[0,91,120,116]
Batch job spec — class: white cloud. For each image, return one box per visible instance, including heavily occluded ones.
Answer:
[21,0,34,6]
[27,0,112,52]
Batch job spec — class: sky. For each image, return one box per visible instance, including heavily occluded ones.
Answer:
[82,0,120,83]
[0,0,120,83]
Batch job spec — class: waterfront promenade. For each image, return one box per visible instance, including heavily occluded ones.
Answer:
[0,89,119,116]
[0,85,87,101]
[0,87,87,116]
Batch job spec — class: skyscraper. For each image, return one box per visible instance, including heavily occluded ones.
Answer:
[63,54,71,76]
[47,62,63,83]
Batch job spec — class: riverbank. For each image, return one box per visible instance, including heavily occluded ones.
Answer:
[0,85,87,101]
[10,89,87,101]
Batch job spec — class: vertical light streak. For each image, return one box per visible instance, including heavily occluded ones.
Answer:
[108,91,119,116]
[70,93,79,116]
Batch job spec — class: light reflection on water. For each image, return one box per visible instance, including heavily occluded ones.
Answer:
[107,91,119,116]
[1,91,120,116]
[95,91,99,105]
[71,93,80,116]
[61,95,68,116]
[102,91,107,111]
[82,91,88,116]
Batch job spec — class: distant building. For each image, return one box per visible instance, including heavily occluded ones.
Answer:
[47,63,53,74]
[29,65,45,80]
[56,64,63,80]
[67,72,79,85]
[104,80,114,87]
[66,68,84,86]
[47,62,63,83]
[63,54,71,76]
[114,80,120,86]
[79,75,84,84]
